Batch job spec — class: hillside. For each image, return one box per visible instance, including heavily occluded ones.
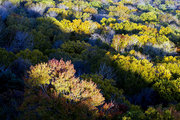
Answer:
[0,0,180,119]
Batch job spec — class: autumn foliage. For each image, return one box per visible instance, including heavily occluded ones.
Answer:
[27,59,105,107]
[0,0,180,119]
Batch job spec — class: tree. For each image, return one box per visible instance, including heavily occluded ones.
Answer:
[140,12,158,22]
[9,31,33,53]
[16,49,48,65]
[153,78,180,102]
[111,34,138,52]
[18,89,97,120]
[27,59,105,107]
[0,48,17,67]
[61,40,91,54]
[80,74,123,101]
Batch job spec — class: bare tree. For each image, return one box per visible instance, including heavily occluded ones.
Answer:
[97,63,116,79]
[9,31,33,52]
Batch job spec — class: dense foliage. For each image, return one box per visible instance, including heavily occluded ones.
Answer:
[0,0,179,119]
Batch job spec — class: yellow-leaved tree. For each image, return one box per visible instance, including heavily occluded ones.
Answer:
[27,59,105,107]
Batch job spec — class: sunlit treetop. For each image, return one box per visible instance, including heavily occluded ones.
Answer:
[27,59,105,107]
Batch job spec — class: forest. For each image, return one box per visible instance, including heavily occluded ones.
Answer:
[0,0,180,119]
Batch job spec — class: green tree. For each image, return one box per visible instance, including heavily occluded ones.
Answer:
[16,49,48,65]
[0,48,17,66]
[80,74,123,101]
[140,12,158,22]
[61,40,91,54]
